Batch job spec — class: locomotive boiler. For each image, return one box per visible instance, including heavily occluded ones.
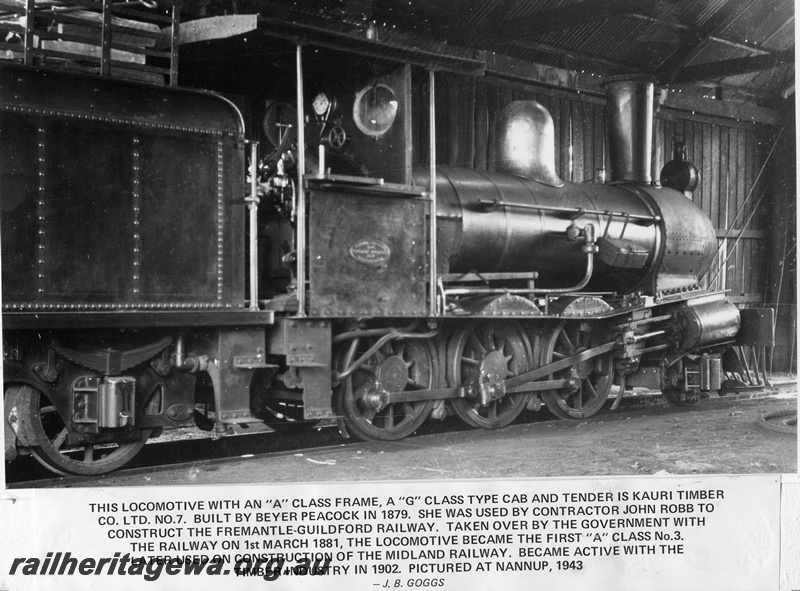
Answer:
[2,43,756,476]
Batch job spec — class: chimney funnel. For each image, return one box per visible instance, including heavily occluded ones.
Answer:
[603,75,657,184]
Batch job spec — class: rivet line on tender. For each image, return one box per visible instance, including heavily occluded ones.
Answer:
[216,140,225,301]
[0,104,233,137]
[132,135,142,297]
[3,302,228,311]
[36,125,46,296]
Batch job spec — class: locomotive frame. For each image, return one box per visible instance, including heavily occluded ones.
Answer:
[1,3,775,477]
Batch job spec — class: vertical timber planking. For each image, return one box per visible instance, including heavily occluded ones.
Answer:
[465,77,476,169]
[559,99,570,181]
[554,96,563,178]
[447,76,460,166]
[582,101,594,183]
[691,121,703,210]
[710,124,721,288]
[486,82,499,171]
[594,104,606,181]
[474,81,488,170]
[702,122,713,219]
[434,72,449,166]
[735,128,748,296]
[571,101,583,182]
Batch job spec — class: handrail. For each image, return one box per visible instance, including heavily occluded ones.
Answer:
[478,199,659,225]
[295,42,306,316]
[246,141,260,311]
[428,69,439,316]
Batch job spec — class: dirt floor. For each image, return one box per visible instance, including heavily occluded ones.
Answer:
[70,391,797,487]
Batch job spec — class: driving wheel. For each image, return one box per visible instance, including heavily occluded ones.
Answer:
[447,320,532,429]
[539,322,614,419]
[336,337,436,441]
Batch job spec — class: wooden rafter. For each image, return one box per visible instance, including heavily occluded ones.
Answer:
[507,38,642,72]
[655,0,742,80]
[671,48,794,84]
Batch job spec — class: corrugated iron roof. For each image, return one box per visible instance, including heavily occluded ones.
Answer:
[219,0,794,104]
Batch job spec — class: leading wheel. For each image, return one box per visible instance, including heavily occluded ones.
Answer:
[336,337,436,441]
[6,384,150,476]
[539,322,614,419]
[447,320,532,429]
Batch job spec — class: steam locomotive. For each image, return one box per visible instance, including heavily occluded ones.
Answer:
[2,43,761,476]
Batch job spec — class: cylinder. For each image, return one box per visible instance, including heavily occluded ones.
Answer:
[603,75,657,184]
[673,294,741,352]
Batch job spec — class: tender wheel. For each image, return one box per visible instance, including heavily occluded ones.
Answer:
[250,369,316,436]
[6,384,149,476]
[336,337,436,441]
[539,322,614,419]
[447,320,532,429]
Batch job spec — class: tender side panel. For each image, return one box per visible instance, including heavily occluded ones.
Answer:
[0,114,38,302]
[137,131,225,304]
[39,118,136,302]
[0,64,246,310]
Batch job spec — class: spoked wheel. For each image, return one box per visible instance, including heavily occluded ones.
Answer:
[7,384,150,476]
[447,320,532,429]
[336,337,436,441]
[539,322,614,419]
[250,369,317,436]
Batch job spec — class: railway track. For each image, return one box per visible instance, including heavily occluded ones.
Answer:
[6,422,346,488]
[7,383,792,488]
